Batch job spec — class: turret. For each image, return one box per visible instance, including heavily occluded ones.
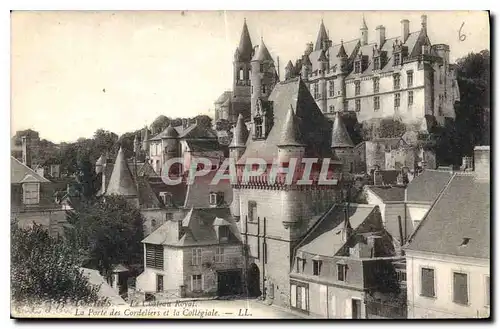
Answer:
[277,106,305,165]
[105,147,139,207]
[336,41,349,110]
[314,20,329,51]
[142,126,150,156]
[162,125,181,176]
[301,54,312,79]
[360,16,368,46]
[229,114,249,161]
[331,112,354,174]
[285,60,295,80]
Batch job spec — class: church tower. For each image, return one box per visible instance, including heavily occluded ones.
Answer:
[233,19,254,115]
[360,16,368,46]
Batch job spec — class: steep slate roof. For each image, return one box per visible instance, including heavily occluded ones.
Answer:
[238,78,333,164]
[405,174,490,259]
[178,123,218,140]
[149,125,179,141]
[314,20,329,51]
[11,157,50,183]
[405,169,453,203]
[236,20,253,62]
[185,140,221,152]
[366,185,405,202]
[252,39,273,62]
[309,39,359,73]
[183,170,233,209]
[297,204,379,257]
[230,114,249,147]
[278,106,304,146]
[331,112,354,148]
[105,147,137,197]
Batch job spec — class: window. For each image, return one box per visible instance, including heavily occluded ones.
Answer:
[312,260,322,276]
[394,53,401,66]
[251,85,253,94]
[453,272,468,305]
[156,274,164,292]
[373,78,380,93]
[159,192,173,207]
[291,284,308,311]
[394,93,401,108]
[145,244,164,270]
[254,118,263,139]
[248,201,257,222]
[260,63,264,72]
[337,264,347,281]
[486,276,490,306]
[239,68,244,80]
[261,84,267,94]
[329,81,335,97]
[219,225,230,242]
[407,71,413,87]
[209,192,224,207]
[192,274,202,292]
[329,105,335,113]
[355,81,361,96]
[215,247,224,263]
[151,219,157,230]
[374,57,380,70]
[166,213,173,221]
[408,91,414,106]
[313,82,319,99]
[396,270,407,282]
[355,99,361,112]
[23,183,40,205]
[354,61,361,73]
[393,74,401,90]
[192,248,202,266]
[296,257,305,273]
[374,96,380,111]
[420,267,435,297]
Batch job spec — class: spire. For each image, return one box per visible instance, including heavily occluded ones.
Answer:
[337,40,348,58]
[236,19,253,62]
[331,112,354,148]
[252,38,273,62]
[230,114,249,148]
[314,20,329,51]
[361,15,368,30]
[278,106,304,147]
[285,60,294,70]
[105,147,137,197]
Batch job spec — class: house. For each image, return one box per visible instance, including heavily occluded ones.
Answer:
[136,207,244,299]
[404,146,490,318]
[290,203,406,318]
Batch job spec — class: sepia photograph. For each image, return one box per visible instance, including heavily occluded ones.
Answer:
[9,9,490,320]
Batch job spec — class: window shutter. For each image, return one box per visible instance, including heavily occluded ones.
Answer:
[290,285,297,307]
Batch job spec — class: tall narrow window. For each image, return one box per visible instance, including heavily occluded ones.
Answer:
[393,74,401,90]
[296,257,305,273]
[453,272,468,305]
[337,264,347,281]
[408,91,414,106]
[374,96,380,111]
[373,78,380,93]
[354,61,361,73]
[355,99,361,112]
[313,82,319,99]
[421,267,435,297]
[239,68,244,80]
[260,63,264,72]
[192,274,202,292]
[394,53,401,66]
[23,183,40,205]
[394,93,401,108]
[329,105,335,113]
[373,57,380,70]
[407,70,414,87]
[329,81,335,97]
[313,260,322,276]
[215,247,224,263]
[192,248,202,266]
[261,84,267,94]
[355,81,361,96]
[248,201,257,222]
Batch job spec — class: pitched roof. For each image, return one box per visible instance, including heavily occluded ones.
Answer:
[230,114,249,148]
[405,169,453,203]
[185,140,221,152]
[183,170,233,209]
[405,174,490,259]
[179,123,218,140]
[11,157,50,183]
[297,204,379,257]
[238,78,333,164]
[331,112,354,148]
[236,20,253,62]
[149,125,179,141]
[366,185,405,202]
[105,147,137,197]
[252,39,273,62]
[314,20,329,51]
[278,106,304,147]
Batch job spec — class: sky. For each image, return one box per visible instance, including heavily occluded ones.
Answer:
[11,10,489,143]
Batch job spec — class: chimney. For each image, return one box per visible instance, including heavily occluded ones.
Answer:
[21,136,32,168]
[473,146,490,180]
[375,25,386,48]
[182,118,189,129]
[36,167,45,178]
[401,19,410,43]
[421,14,427,32]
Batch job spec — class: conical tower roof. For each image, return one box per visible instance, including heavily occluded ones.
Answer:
[105,147,137,197]
[278,106,304,147]
[252,38,273,62]
[337,41,348,58]
[285,60,294,70]
[361,16,368,30]
[236,19,253,62]
[331,112,354,148]
[314,20,329,51]
[230,114,249,148]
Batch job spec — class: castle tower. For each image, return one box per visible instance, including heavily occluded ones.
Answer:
[142,126,150,157]
[162,125,181,177]
[301,52,312,79]
[250,38,277,137]
[105,147,139,207]
[360,15,368,46]
[233,19,254,102]
[229,113,249,161]
[331,111,355,174]
[314,20,329,51]
[336,41,349,111]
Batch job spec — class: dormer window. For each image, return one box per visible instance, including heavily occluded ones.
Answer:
[254,117,264,139]
[394,53,401,66]
[23,182,40,205]
[218,226,230,243]
[159,192,173,207]
[209,192,224,207]
[354,61,361,73]
[373,57,380,70]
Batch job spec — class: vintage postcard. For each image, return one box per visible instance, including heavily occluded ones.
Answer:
[10,10,490,319]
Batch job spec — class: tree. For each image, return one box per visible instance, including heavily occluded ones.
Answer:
[65,196,145,278]
[150,115,170,135]
[194,114,212,128]
[11,224,102,305]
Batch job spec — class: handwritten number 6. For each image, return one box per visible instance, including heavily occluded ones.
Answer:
[459,22,466,42]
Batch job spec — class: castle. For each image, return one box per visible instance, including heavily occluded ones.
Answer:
[214,15,460,134]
